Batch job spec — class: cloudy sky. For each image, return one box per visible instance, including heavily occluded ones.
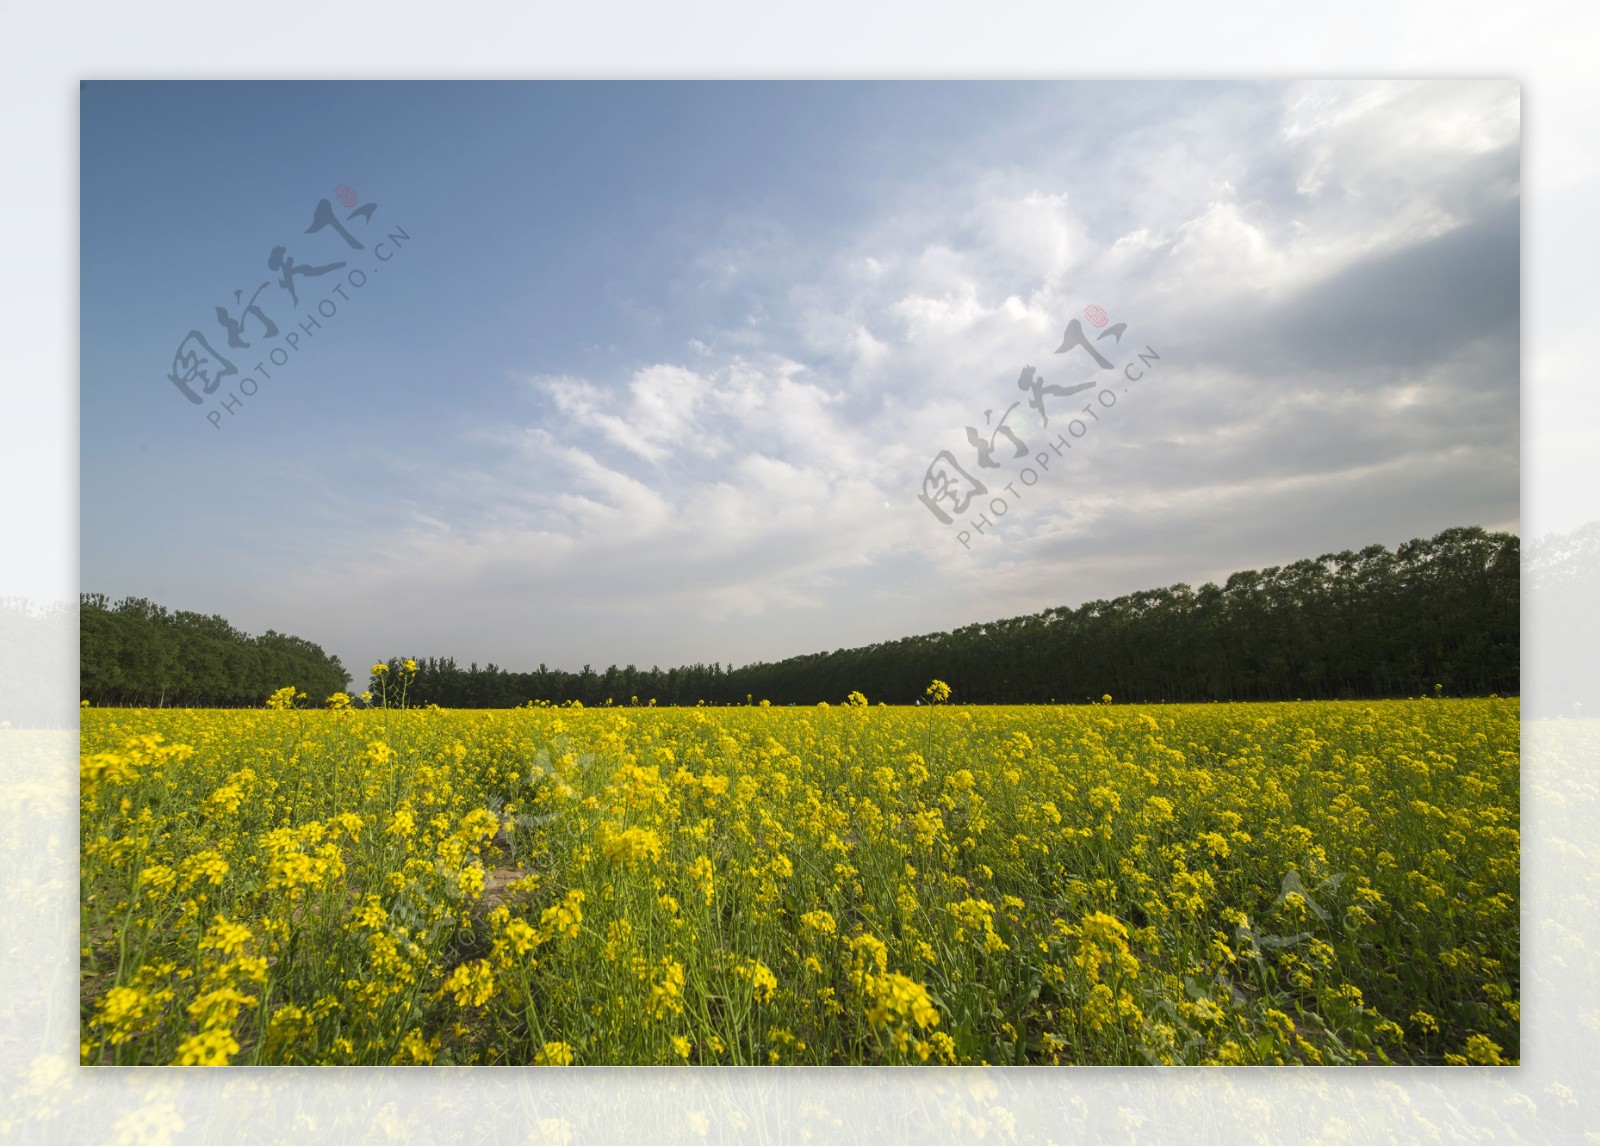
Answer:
[80,80,1519,678]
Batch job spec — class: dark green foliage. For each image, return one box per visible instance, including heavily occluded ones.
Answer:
[78,595,350,707]
[375,525,1518,708]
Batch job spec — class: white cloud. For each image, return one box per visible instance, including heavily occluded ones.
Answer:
[272,81,1519,673]
[538,364,714,464]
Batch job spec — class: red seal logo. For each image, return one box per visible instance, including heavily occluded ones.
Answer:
[335,184,359,208]
[1085,304,1109,328]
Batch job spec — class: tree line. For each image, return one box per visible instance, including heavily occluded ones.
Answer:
[79,594,350,707]
[372,525,1518,708]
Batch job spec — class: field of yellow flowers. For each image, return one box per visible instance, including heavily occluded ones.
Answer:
[79,683,1518,1067]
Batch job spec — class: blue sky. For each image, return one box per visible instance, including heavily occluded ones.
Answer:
[81,80,1520,681]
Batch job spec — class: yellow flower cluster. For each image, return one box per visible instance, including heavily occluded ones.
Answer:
[79,695,1518,1066]
[603,826,663,867]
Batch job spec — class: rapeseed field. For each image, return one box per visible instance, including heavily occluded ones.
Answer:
[78,678,1518,1066]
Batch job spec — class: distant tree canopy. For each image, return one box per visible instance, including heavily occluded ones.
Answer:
[79,595,350,707]
[372,525,1519,708]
